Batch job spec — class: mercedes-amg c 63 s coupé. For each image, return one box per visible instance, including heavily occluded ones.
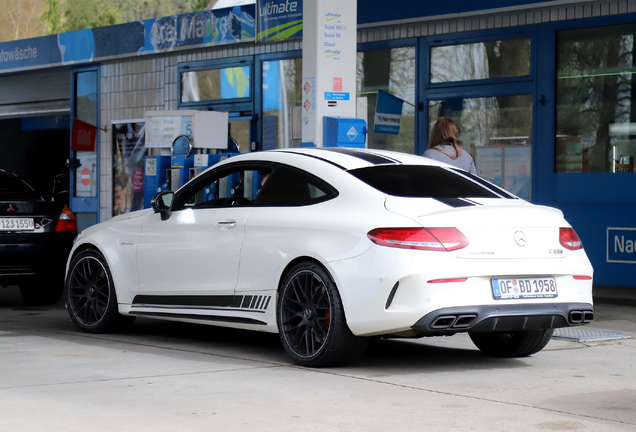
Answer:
[64,148,594,367]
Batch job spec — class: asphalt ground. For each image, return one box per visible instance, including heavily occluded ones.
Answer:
[0,285,635,432]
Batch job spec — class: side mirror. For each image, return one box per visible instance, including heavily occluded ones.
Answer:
[151,191,174,220]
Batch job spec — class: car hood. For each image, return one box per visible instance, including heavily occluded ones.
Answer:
[384,196,575,259]
[108,208,154,222]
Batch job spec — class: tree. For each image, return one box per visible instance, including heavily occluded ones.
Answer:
[0,0,46,42]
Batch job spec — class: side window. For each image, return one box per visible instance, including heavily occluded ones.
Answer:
[256,166,337,207]
[173,165,268,210]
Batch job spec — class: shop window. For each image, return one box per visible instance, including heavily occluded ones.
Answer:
[430,38,530,83]
[181,65,251,103]
[357,46,416,154]
[429,94,533,200]
[261,58,303,149]
[556,24,636,173]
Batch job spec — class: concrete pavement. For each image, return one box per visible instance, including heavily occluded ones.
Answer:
[0,285,634,432]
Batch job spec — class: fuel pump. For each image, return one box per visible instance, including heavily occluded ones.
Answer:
[143,155,171,209]
[143,110,231,207]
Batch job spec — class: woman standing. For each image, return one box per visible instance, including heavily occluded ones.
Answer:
[423,117,477,175]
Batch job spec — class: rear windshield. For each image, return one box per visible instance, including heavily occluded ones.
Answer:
[348,165,514,199]
[0,176,41,200]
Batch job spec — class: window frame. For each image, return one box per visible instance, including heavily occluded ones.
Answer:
[254,163,339,207]
[172,161,270,211]
[177,56,254,111]
[255,51,303,151]
[172,160,339,210]
[356,38,420,155]
[422,28,536,90]
[533,13,636,206]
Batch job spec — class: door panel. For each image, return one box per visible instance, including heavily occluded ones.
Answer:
[136,207,251,296]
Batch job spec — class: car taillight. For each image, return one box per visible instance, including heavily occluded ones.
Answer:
[559,227,583,250]
[367,227,469,251]
[55,205,77,232]
[428,278,468,283]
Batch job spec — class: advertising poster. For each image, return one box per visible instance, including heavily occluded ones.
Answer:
[112,121,147,216]
[503,146,532,201]
[257,0,303,42]
[475,146,503,187]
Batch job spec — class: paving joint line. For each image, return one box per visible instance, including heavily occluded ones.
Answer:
[307,369,636,427]
[2,325,291,368]
[0,365,285,391]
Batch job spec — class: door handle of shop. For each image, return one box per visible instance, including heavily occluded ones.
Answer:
[216,220,236,229]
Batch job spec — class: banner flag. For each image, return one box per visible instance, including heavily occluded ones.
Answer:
[373,90,404,135]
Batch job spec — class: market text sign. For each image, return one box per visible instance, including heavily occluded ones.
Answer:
[607,227,636,264]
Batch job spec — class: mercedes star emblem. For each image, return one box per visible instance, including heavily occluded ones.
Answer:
[514,230,527,247]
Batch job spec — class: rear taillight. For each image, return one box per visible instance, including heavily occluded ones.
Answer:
[55,205,77,232]
[367,227,469,251]
[559,227,583,250]
[428,278,468,283]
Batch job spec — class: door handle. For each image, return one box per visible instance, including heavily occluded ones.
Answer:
[216,220,236,229]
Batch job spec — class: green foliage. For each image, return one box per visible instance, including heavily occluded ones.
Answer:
[41,0,119,33]
[41,0,61,35]
[190,0,211,12]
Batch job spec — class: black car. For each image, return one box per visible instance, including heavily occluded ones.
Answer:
[0,169,77,305]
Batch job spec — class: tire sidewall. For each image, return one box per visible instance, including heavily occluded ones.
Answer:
[277,261,340,366]
[66,248,119,333]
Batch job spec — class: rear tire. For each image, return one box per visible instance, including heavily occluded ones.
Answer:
[469,329,554,357]
[277,261,367,367]
[66,248,134,333]
[19,275,64,306]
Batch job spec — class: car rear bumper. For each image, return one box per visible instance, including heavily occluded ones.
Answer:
[411,302,594,335]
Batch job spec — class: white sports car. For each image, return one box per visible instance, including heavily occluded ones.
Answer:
[65,148,594,367]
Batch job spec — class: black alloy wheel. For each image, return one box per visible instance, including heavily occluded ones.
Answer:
[277,261,367,367]
[66,249,133,333]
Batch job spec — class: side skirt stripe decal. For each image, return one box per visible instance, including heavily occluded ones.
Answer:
[132,294,271,311]
[129,311,267,326]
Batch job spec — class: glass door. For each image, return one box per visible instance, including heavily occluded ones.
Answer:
[70,66,100,231]
[228,113,252,153]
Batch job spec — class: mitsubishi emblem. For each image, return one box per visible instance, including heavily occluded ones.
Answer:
[7,204,15,212]
[514,230,527,247]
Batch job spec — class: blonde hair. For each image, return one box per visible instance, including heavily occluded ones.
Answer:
[428,117,462,158]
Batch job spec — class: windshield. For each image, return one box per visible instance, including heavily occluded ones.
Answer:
[348,165,515,199]
[0,174,42,200]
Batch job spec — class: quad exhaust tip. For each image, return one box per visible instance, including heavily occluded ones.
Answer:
[431,314,477,329]
[569,310,594,324]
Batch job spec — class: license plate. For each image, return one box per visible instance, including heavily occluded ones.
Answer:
[0,218,35,231]
[492,277,558,299]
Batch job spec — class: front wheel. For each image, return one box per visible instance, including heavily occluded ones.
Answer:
[66,248,134,333]
[277,261,367,367]
[469,329,554,357]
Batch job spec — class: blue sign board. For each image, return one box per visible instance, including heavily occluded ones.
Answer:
[607,228,636,264]
[0,5,256,74]
[257,0,303,42]
[373,90,404,135]
[324,92,349,101]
